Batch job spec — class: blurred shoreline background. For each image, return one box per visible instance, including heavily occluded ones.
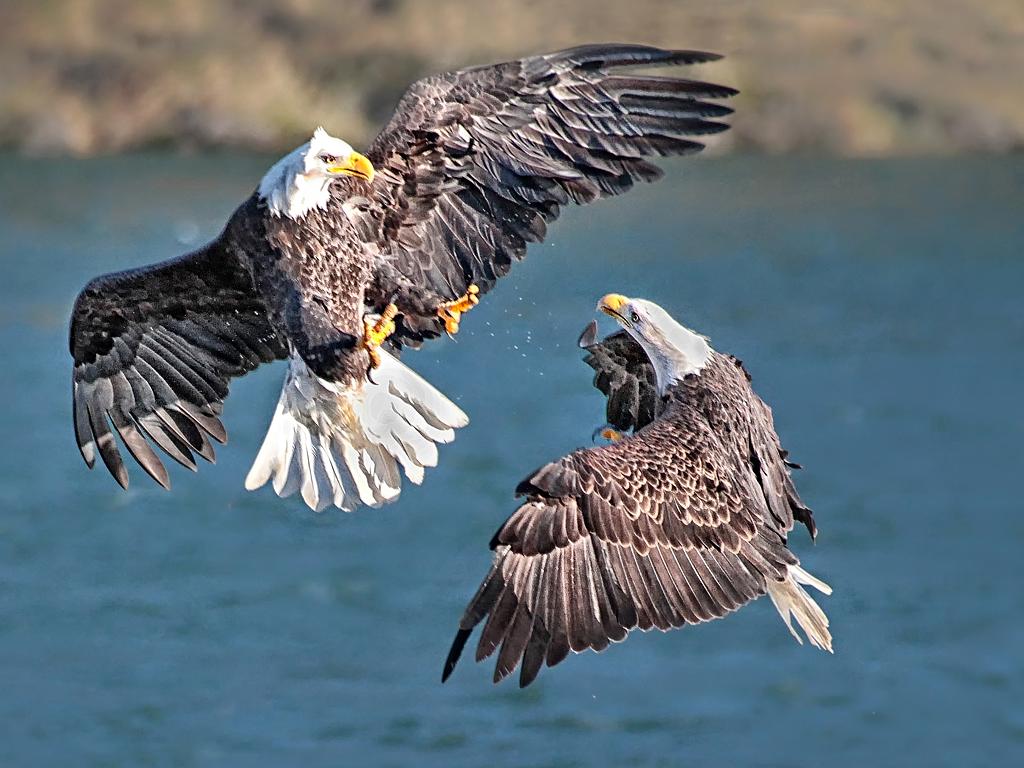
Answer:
[2,0,1022,157]
[3,4,1023,766]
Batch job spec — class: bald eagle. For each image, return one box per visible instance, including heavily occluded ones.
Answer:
[442,295,831,687]
[69,45,735,512]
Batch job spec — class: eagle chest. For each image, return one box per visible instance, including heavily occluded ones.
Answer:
[267,209,371,328]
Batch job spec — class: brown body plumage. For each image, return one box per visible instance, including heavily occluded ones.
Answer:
[258,201,373,383]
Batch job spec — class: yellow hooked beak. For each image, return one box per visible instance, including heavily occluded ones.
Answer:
[328,151,375,182]
[598,293,631,323]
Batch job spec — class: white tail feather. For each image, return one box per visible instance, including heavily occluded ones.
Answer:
[766,563,834,653]
[245,349,468,512]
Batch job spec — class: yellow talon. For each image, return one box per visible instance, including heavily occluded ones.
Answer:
[363,303,398,368]
[437,284,480,335]
[601,428,624,442]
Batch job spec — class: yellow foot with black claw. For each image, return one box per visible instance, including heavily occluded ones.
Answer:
[437,284,480,335]
[363,303,398,371]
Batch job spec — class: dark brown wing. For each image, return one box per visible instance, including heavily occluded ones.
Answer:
[711,355,817,540]
[70,233,286,489]
[443,392,801,687]
[361,45,735,343]
[578,321,661,432]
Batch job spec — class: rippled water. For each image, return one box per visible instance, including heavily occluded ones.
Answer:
[1,154,1021,766]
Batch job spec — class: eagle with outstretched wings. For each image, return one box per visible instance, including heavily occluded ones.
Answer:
[70,45,735,512]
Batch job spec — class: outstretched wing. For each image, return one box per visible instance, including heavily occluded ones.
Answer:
[70,238,287,489]
[578,321,661,433]
[443,398,802,688]
[362,44,735,342]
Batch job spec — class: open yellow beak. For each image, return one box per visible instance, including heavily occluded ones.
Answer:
[598,293,630,322]
[328,151,375,182]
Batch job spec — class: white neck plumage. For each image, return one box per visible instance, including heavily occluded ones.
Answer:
[258,147,332,220]
[638,318,712,395]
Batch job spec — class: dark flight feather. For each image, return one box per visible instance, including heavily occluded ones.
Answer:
[70,235,287,488]
[359,45,736,346]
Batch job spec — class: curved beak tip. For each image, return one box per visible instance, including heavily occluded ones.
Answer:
[597,293,628,315]
[329,152,375,182]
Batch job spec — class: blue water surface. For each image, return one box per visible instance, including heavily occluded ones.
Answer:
[0,154,1021,767]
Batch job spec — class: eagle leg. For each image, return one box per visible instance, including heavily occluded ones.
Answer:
[362,303,399,376]
[437,285,480,335]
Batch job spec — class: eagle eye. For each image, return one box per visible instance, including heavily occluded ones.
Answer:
[319,153,338,164]
[630,311,641,323]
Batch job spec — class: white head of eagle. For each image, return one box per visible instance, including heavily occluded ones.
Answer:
[258,126,375,220]
[598,294,712,394]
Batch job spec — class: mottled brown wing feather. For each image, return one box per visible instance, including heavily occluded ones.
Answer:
[70,235,287,489]
[578,322,661,433]
[361,45,735,344]
[444,355,815,687]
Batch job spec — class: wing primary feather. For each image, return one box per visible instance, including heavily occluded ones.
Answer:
[86,401,127,489]
[442,629,472,683]
[518,625,549,688]
[137,413,198,471]
[176,401,227,443]
[72,383,97,467]
[476,581,519,663]
[109,409,169,489]
[493,601,535,684]
[518,555,550,687]
[545,549,572,668]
